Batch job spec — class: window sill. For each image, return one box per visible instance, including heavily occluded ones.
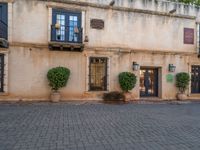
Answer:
[49,41,84,52]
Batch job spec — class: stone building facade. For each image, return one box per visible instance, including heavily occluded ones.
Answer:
[0,0,200,101]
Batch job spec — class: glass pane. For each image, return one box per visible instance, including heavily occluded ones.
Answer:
[74,16,78,21]
[140,69,158,97]
[60,15,65,20]
[68,15,79,42]
[70,16,73,20]
[0,6,2,21]
[56,14,65,41]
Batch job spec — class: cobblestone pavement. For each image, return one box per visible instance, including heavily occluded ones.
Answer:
[1,102,200,150]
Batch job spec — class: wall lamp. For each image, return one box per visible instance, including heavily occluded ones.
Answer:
[169,64,176,72]
[132,62,140,71]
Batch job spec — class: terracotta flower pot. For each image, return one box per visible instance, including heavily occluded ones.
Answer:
[124,92,132,102]
[176,93,187,101]
[50,91,61,102]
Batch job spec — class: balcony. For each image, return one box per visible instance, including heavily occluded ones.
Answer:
[49,25,84,52]
[0,20,8,48]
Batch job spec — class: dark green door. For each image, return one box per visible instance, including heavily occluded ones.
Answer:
[191,66,200,93]
[140,68,158,97]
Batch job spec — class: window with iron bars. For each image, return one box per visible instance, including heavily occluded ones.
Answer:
[89,57,108,91]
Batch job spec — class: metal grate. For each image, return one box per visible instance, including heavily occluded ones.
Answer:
[89,57,108,91]
[191,66,200,93]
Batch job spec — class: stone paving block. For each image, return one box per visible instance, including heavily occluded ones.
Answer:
[0,103,200,150]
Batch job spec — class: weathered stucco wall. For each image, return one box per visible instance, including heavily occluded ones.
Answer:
[7,46,87,100]
[0,0,200,101]
[12,0,48,43]
[11,0,197,52]
[87,7,195,52]
[2,46,193,101]
[68,0,200,16]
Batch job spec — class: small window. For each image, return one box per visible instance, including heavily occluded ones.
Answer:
[184,28,194,45]
[89,57,108,91]
[51,9,82,43]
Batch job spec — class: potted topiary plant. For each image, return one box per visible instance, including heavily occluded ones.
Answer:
[47,67,70,102]
[176,72,190,100]
[118,72,137,101]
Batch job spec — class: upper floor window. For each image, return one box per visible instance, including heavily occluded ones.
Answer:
[0,3,8,40]
[51,9,82,43]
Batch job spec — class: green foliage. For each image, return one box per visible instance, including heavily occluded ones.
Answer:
[103,91,125,101]
[171,0,200,5]
[119,72,137,92]
[47,67,70,91]
[176,72,190,93]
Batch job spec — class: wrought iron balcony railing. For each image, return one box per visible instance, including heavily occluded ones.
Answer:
[51,25,83,44]
[0,20,8,40]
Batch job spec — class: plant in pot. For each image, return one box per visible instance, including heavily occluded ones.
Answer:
[118,72,137,101]
[47,67,70,102]
[176,72,190,100]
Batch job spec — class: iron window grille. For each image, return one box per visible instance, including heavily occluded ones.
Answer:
[89,57,108,91]
[191,65,200,94]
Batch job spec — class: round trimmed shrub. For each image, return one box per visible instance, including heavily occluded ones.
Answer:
[119,72,137,92]
[47,67,70,91]
[176,72,190,93]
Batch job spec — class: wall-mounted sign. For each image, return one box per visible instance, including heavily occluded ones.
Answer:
[90,19,104,30]
[166,74,174,83]
[184,28,194,44]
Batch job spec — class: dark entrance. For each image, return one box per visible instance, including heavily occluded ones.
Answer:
[0,54,4,92]
[140,68,158,97]
[191,65,200,93]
